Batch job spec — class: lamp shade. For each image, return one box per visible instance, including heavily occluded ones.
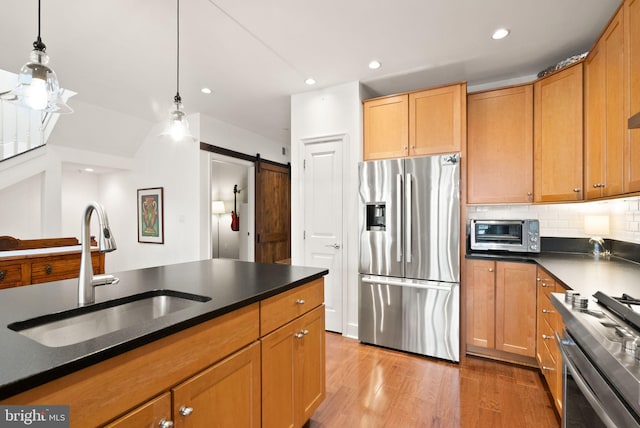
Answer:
[584,215,610,237]
[211,200,225,214]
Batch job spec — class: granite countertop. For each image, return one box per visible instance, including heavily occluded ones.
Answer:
[0,259,327,399]
[467,250,640,299]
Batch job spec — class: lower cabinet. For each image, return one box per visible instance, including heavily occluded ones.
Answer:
[262,305,326,428]
[105,342,261,428]
[536,267,565,415]
[466,260,537,361]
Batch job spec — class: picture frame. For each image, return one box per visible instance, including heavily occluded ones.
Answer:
[137,187,164,244]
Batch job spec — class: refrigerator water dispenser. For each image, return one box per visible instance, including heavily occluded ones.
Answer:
[366,203,386,231]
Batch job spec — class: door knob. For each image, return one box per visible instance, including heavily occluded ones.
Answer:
[325,243,341,249]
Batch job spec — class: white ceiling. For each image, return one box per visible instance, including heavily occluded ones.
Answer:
[0,0,622,147]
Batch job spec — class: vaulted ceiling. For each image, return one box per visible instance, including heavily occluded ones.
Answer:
[0,0,621,149]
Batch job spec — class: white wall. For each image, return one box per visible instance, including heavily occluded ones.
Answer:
[291,81,364,339]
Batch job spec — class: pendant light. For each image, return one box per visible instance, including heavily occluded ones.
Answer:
[1,0,72,113]
[163,0,192,141]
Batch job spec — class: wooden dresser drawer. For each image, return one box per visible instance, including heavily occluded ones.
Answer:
[0,263,23,289]
[30,253,101,284]
[260,278,324,335]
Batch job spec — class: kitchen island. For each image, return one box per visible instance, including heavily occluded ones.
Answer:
[0,258,328,427]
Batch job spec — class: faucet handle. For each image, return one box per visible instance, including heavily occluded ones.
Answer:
[91,274,120,287]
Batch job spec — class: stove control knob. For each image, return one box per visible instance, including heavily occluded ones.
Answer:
[622,336,639,354]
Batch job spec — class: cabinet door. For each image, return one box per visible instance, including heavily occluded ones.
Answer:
[465,260,495,349]
[0,262,23,289]
[626,0,640,192]
[534,63,584,202]
[584,42,606,199]
[363,95,408,160]
[495,262,537,357]
[104,392,172,428]
[297,305,326,424]
[467,85,533,203]
[172,342,261,428]
[409,84,463,156]
[262,305,326,428]
[604,9,624,197]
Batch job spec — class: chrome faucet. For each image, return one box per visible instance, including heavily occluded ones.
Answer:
[78,202,117,306]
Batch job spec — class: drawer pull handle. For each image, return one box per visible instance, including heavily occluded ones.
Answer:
[0,271,5,281]
[179,406,193,417]
[302,329,309,336]
[541,334,551,340]
[45,264,52,274]
[488,268,493,272]
[541,282,550,287]
[294,332,304,339]
[542,309,553,314]
[158,419,174,428]
[542,366,555,372]
[296,299,305,305]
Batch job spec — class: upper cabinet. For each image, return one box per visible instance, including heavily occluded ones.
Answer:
[584,8,624,199]
[534,63,584,203]
[467,85,534,204]
[625,0,640,192]
[363,95,408,160]
[363,83,465,161]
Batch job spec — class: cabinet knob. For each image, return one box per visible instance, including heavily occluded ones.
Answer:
[536,277,541,282]
[593,183,599,188]
[488,268,494,272]
[541,334,551,340]
[542,309,553,314]
[541,366,555,372]
[45,264,52,274]
[527,192,532,196]
[0,270,5,281]
[294,332,304,339]
[541,282,550,287]
[158,419,174,428]
[302,329,309,335]
[573,188,580,193]
[179,406,193,417]
[296,299,305,305]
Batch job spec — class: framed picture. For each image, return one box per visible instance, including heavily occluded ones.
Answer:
[137,187,164,244]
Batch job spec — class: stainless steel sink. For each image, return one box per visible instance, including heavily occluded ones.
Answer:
[8,290,211,347]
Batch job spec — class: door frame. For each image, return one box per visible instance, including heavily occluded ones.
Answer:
[299,133,348,334]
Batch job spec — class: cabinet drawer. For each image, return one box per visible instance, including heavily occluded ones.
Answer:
[539,294,557,330]
[30,253,100,284]
[260,278,324,335]
[0,263,23,289]
[538,277,556,298]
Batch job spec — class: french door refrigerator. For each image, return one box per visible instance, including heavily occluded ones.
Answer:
[358,154,460,362]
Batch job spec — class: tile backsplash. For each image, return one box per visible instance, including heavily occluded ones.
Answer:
[467,196,640,244]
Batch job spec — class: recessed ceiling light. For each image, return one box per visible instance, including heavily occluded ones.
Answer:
[492,28,510,40]
[201,87,212,94]
[368,60,382,70]
[84,168,94,173]
[305,78,316,86]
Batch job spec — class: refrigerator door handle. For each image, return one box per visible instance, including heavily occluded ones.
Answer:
[406,173,412,264]
[396,173,402,263]
[361,275,453,291]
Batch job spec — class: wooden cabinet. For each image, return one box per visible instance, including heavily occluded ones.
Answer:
[104,393,172,428]
[363,83,465,160]
[363,95,408,160]
[534,63,584,202]
[535,267,565,415]
[466,259,537,361]
[261,278,326,428]
[172,342,261,428]
[625,0,640,192]
[467,85,534,203]
[408,84,464,156]
[0,236,104,289]
[584,8,625,199]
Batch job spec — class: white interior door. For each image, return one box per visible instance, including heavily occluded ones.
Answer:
[303,139,343,332]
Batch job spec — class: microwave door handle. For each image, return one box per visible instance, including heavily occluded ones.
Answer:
[396,174,402,263]
[406,173,412,264]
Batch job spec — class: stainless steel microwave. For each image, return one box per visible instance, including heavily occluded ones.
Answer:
[470,219,540,253]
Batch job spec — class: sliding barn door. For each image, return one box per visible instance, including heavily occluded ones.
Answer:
[255,162,291,263]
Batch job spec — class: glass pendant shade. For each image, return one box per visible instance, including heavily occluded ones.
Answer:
[8,48,72,113]
[162,98,193,141]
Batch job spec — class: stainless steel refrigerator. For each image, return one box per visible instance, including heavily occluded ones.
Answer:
[358,154,460,362]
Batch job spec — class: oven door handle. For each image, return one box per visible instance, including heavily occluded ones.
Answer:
[556,332,620,428]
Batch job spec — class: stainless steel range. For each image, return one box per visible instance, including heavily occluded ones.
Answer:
[552,291,640,427]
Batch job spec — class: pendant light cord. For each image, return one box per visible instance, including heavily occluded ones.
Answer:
[34,0,46,51]
[174,0,181,104]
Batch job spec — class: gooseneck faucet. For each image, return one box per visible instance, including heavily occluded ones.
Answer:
[78,202,117,306]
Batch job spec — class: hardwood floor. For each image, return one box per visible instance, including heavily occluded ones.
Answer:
[308,333,560,428]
